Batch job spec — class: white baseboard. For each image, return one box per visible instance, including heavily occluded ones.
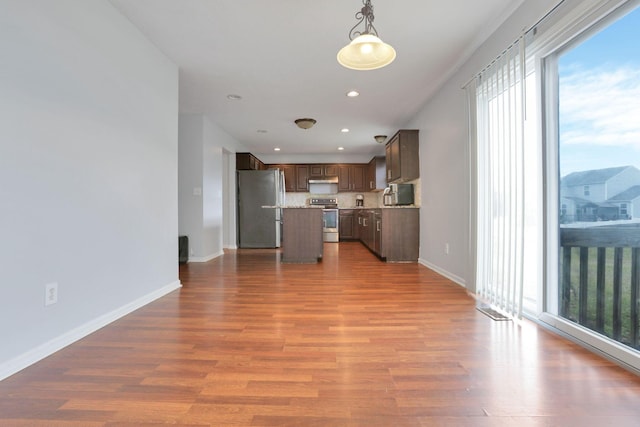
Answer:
[188,250,224,263]
[0,280,182,381]
[418,258,467,288]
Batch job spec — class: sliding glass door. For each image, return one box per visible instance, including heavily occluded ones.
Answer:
[549,3,640,356]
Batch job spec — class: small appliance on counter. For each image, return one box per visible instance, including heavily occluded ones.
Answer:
[355,194,364,207]
[383,183,414,206]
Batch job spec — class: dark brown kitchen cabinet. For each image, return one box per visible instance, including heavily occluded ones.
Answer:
[269,164,296,192]
[373,211,382,255]
[359,209,378,254]
[324,164,339,177]
[359,208,419,262]
[281,208,323,263]
[295,165,309,192]
[358,210,372,248]
[309,164,338,179]
[367,156,387,191]
[338,165,367,192]
[339,209,359,240]
[380,208,419,261]
[236,152,265,170]
[385,130,419,183]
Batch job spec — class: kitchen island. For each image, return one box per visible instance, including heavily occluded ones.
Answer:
[281,207,323,263]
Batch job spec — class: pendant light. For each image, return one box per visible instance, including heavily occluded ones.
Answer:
[337,0,396,71]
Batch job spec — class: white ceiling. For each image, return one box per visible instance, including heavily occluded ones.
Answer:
[109,0,521,157]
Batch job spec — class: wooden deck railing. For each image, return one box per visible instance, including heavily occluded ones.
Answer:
[560,225,640,350]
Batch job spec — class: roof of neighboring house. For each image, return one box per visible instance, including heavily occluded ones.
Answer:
[609,185,640,202]
[562,196,593,204]
[561,166,635,186]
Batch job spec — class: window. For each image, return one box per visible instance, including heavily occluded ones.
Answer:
[469,0,640,371]
[470,33,540,318]
[539,0,640,370]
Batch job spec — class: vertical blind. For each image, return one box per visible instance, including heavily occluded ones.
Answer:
[473,38,526,318]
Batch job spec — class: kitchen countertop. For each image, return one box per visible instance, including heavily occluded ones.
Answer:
[262,205,420,210]
[261,205,324,209]
[339,206,420,209]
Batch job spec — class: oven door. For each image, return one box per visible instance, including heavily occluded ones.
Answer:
[322,209,339,243]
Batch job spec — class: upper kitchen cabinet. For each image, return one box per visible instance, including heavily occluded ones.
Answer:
[269,164,296,192]
[309,164,338,179]
[236,152,265,170]
[338,164,367,192]
[295,165,309,192]
[367,156,386,191]
[385,130,419,183]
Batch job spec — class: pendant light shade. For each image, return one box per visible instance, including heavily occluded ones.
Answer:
[337,0,396,71]
[337,34,396,70]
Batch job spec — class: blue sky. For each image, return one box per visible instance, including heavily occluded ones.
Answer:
[559,5,640,176]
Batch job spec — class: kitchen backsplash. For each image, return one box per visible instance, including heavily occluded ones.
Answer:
[285,178,421,208]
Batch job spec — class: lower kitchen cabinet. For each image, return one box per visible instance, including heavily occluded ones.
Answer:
[359,208,419,262]
[339,209,359,240]
[281,208,323,263]
[380,208,419,262]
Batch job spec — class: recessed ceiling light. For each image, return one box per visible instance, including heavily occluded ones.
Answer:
[338,147,345,151]
[346,90,360,97]
[227,94,242,100]
[274,147,281,151]
[341,128,349,133]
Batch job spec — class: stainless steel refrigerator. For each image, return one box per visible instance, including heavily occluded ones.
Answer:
[237,169,285,248]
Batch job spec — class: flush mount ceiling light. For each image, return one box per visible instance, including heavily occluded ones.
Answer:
[337,0,396,71]
[374,135,387,143]
[346,90,360,97]
[294,118,317,129]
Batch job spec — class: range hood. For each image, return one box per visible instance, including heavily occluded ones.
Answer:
[308,177,339,184]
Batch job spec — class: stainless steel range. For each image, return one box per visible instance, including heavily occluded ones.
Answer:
[309,198,339,242]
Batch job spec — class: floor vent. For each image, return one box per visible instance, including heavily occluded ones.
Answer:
[476,305,511,321]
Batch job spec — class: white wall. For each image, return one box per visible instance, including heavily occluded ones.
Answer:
[178,115,205,258]
[178,114,248,260]
[0,0,180,379]
[410,0,561,287]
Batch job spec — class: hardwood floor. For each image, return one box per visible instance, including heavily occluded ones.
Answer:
[1,242,640,426]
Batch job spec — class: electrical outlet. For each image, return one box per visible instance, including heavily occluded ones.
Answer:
[445,243,450,255]
[45,282,58,306]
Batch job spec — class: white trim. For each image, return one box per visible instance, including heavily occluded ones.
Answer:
[418,258,467,288]
[538,313,640,373]
[0,280,182,381]
[188,251,224,263]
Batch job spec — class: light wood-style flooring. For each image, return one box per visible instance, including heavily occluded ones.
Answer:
[1,242,640,426]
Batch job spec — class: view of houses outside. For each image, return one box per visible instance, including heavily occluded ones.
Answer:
[558,6,640,350]
[560,165,640,224]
